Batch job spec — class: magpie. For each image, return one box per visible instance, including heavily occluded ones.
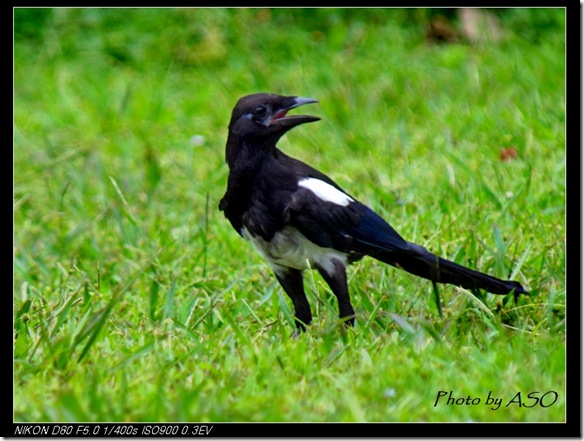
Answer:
[219,92,528,334]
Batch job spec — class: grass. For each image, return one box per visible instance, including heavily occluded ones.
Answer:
[13,8,566,424]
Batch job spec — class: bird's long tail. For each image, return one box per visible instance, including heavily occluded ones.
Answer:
[371,242,527,295]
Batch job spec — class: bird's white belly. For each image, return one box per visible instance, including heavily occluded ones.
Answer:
[241,226,347,276]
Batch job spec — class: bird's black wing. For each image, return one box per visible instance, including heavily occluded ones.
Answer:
[267,150,411,256]
[285,181,411,257]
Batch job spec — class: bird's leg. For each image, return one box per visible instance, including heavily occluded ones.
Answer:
[317,260,355,327]
[274,268,312,333]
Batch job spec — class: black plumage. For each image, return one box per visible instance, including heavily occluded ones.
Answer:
[219,92,528,334]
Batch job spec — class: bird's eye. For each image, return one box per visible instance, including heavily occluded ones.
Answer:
[253,105,267,119]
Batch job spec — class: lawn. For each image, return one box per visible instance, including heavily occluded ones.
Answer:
[13,8,566,426]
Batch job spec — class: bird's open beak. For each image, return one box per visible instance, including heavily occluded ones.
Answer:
[270,97,320,128]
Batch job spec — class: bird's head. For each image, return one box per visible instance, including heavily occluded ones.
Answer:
[227,93,320,144]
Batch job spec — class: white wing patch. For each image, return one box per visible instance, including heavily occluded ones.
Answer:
[298,178,354,207]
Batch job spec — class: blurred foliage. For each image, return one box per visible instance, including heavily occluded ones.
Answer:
[14,8,566,62]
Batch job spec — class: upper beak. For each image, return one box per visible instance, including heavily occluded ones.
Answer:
[270,96,320,127]
[289,97,319,109]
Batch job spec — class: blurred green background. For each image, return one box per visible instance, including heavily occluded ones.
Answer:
[14,8,565,423]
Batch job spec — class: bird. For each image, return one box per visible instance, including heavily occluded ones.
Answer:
[219,92,528,334]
